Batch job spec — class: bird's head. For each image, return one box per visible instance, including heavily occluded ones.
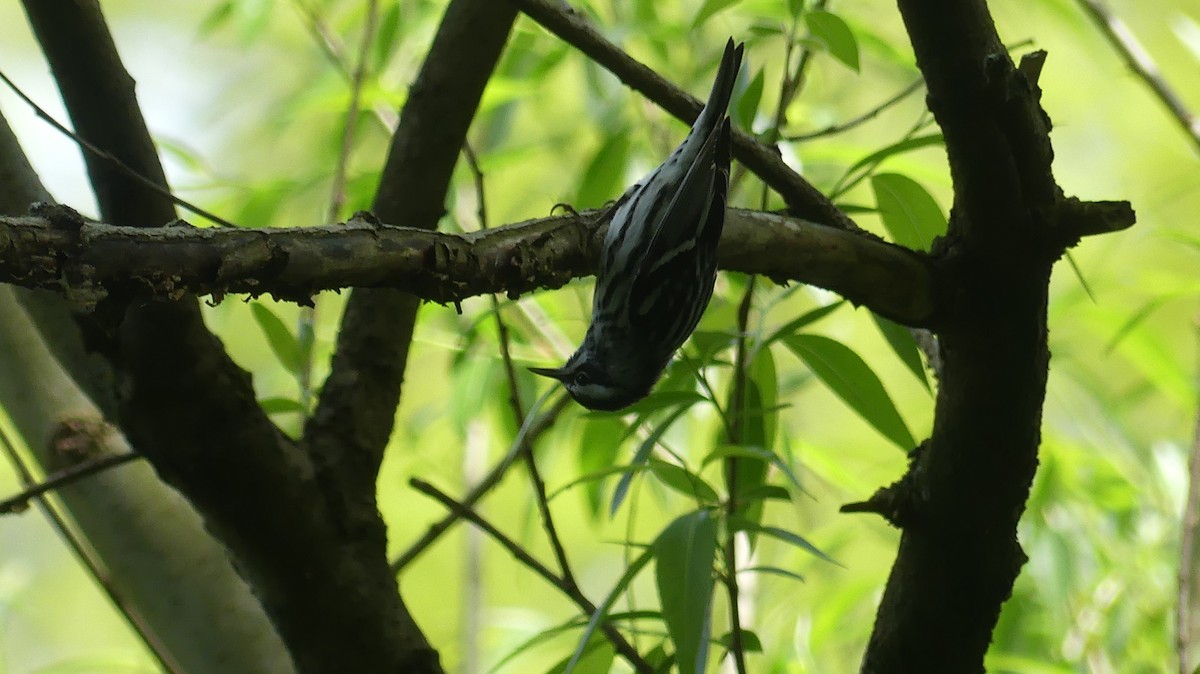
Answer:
[529,350,652,412]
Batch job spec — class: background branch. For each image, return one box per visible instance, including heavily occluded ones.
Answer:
[1074,0,1200,154]
[20,1,436,671]
[505,0,855,230]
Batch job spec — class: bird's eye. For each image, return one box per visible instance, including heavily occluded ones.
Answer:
[574,371,591,387]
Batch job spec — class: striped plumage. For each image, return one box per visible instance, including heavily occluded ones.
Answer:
[532,39,743,411]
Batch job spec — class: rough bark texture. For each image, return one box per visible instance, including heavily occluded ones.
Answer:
[18,1,448,671]
[300,0,518,584]
[4,0,1138,671]
[853,1,1133,671]
[0,207,950,324]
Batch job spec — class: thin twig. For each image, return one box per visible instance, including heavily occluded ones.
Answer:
[0,428,179,672]
[722,275,757,674]
[289,0,352,78]
[390,393,570,572]
[0,70,238,228]
[505,0,855,229]
[1074,0,1200,154]
[461,141,578,590]
[0,452,140,515]
[1178,320,1200,674]
[828,110,938,201]
[290,0,399,126]
[786,78,924,142]
[409,478,654,674]
[295,0,380,408]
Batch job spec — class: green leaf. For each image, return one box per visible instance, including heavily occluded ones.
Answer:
[547,633,613,674]
[1063,249,1096,302]
[715,628,764,653]
[198,1,234,35]
[621,390,708,419]
[834,133,944,198]
[731,350,778,524]
[488,611,661,674]
[728,516,837,565]
[549,465,649,502]
[693,0,745,28]
[702,445,805,495]
[761,301,845,348]
[579,416,628,519]
[250,302,303,375]
[648,459,720,505]
[575,133,631,208]
[734,66,765,132]
[686,330,735,369]
[746,347,778,451]
[783,334,915,449]
[258,397,308,415]
[738,484,793,503]
[564,547,656,673]
[871,313,931,392]
[739,565,806,584]
[871,173,947,251]
[788,0,806,18]
[611,403,695,515]
[371,2,402,71]
[1104,298,1167,353]
[655,510,718,674]
[806,11,860,72]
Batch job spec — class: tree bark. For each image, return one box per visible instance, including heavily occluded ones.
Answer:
[853,1,1134,671]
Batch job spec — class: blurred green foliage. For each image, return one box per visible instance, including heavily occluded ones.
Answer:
[1,0,1198,672]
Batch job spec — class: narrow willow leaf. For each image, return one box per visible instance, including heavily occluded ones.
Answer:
[715,629,764,652]
[833,133,945,198]
[739,565,807,584]
[728,515,837,565]
[258,397,308,415]
[1064,250,1096,302]
[783,334,915,450]
[871,172,947,251]
[371,2,401,71]
[621,391,708,419]
[648,459,720,505]
[575,134,631,208]
[871,313,931,392]
[249,302,303,374]
[737,484,793,503]
[693,0,745,28]
[564,547,655,673]
[806,11,860,71]
[489,611,662,674]
[761,301,845,348]
[547,634,614,674]
[549,465,649,503]
[611,403,694,515]
[702,445,805,495]
[655,510,718,674]
[747,348,778,452]
[844,134,944,178]
[579,416,628,519]
[1104,298,1166,353]
[734,66,765,132]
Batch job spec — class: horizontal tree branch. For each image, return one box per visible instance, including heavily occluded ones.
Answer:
[506,0,856,230]
[0,205,936,325]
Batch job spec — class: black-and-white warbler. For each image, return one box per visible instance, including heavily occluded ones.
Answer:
[531,39,744,411]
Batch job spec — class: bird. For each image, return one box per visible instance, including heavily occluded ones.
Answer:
[530,38,743,411]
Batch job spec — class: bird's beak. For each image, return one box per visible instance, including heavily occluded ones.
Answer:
[528,365,569,381]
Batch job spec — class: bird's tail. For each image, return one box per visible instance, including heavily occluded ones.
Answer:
[697,38,744,129]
